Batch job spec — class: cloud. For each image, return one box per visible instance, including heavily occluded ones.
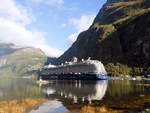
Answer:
[0,0,63,57]
[68,14,96,44]
[28,0,64,7]
[0,0,31,25]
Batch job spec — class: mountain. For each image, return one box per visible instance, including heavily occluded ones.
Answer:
[56,0,150,76]
[0,43,46,77]
[0,43,22,56]
[44,57,57,65]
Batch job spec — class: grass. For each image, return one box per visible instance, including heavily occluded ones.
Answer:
[0,99,46,113]
[107,0,143,9]
[98,0,150,26]
[114,8,150,27]
[81,95,150,113]
[82,106,122,113]
[92,24,116,43]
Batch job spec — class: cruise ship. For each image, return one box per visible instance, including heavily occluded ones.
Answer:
[39,57,108,80]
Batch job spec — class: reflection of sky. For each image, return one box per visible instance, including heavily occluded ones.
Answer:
[29,100,67,113]
[0,78,43,101]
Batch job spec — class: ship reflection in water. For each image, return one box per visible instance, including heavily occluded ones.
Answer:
[31,80,108,113]
[1,78,150,113]
[42,80,108,104]
[31,80,150,113]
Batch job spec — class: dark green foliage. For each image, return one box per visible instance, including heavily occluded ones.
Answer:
[105,63,132,77]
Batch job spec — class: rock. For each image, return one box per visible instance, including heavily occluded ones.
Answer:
[55,0,150,76]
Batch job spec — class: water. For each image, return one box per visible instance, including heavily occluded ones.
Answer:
[0,78,44,101]
[0,78,150,112]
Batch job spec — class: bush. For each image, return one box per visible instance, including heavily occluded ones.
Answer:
[105,63,132,77]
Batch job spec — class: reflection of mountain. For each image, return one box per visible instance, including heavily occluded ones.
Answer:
[0,78,44,100]
[41,80,108,104]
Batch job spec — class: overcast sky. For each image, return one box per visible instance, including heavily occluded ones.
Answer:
[0,0,107,57]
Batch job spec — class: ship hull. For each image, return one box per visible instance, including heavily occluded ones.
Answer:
[40,74,108,80]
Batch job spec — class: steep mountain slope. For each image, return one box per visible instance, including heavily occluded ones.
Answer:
[0,43,46,76]
[44,57,57,65]
[57,0,150,76]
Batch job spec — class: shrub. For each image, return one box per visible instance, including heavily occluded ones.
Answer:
[105,63,132,77]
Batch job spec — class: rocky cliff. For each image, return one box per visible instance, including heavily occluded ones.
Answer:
[56,0,150,76]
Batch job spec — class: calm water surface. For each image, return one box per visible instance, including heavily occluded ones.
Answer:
[0,78,150,113]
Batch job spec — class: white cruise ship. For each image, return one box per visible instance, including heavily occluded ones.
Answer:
[40,57,107,80]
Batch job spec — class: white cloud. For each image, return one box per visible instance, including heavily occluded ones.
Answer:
[68,14,96,44]
[0,0,31,25]
[28,0,64,6]
[0,0,63,57]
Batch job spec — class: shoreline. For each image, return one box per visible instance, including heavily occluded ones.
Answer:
[0,98,46,113]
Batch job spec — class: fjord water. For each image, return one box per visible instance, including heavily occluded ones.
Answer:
[1,78,150,112]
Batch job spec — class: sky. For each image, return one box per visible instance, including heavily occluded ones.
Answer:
[0,0,107,57]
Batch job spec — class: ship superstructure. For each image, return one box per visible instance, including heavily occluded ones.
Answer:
[40,57,107,80]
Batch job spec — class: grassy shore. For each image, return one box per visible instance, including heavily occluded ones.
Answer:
[0,98,46,113]
[81,95,150,113]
